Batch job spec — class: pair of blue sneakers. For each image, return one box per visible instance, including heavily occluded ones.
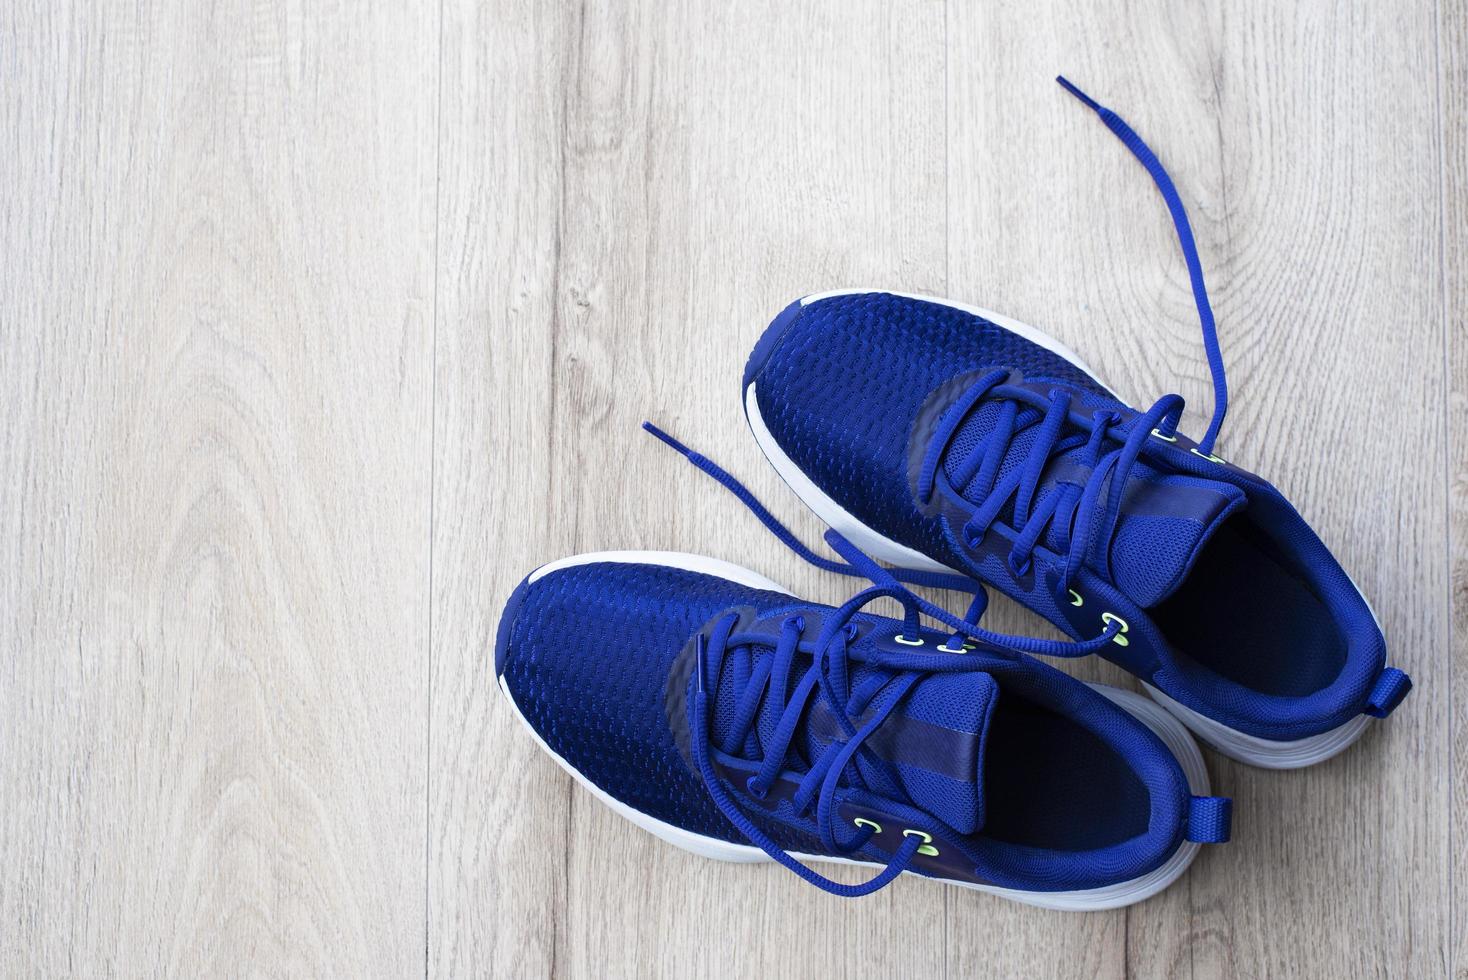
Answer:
[494,79,1412,909]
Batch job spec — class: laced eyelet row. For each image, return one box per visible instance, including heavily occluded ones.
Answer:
[849,819,941,857]
[1150,426,1227,465]
[899,634,980,653]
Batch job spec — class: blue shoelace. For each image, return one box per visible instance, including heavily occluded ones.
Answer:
[911,75,1229,602]
[1056,75,1229,453]
[667,77,1231,627]
[645,422,1124,657]
[917,373,1190,607]
[690,527,1045,897]
[917,76,1234,604]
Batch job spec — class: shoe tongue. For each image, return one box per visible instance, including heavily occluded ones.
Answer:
[803,666,1000,835]
[1099,468,1247,606]
[945,403,1247,608]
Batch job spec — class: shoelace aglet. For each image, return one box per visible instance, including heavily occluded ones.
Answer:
[642,420,704,464]
[1055,75,1102,112]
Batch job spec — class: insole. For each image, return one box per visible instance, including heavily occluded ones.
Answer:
[981,699,1149,851]
[1152,516,1345,697]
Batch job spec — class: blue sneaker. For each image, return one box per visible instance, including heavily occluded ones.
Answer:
[496,544,1231,908]
[738,78,1411,768]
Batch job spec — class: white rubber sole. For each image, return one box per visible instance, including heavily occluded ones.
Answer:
[1141,683,1370,769]
[500,549,1210,910]
[746,287,1374,769]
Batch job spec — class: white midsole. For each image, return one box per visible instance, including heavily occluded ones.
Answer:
[1141,683,1372,769]
[749,288,1376,767]
[501,549,1209,911]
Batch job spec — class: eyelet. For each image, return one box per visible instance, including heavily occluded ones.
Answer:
[745,776,769,800]
[936,641,967,654]
[1100,612,1130,647]
[902,828,940,857]
[1150,427,1178,443]
[1067,589,1084,607]
[964,527,985,548]
[783,614,806,631]
[853,817,882,834]
[893,634,925,646]
[1007,553,1032,578]
[1190,447,1226,464]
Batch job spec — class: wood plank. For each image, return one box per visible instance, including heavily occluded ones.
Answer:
[1443,0,1468,976]
[0,1,438,973]
[427,1,576,976]
[946,2,1449,977]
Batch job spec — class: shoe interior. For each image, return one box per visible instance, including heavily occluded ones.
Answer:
[1151,513,1347,697]
[979,698,1151,851]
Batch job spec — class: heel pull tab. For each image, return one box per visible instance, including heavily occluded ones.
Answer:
[1365,668,1412,718]
[1186,796,1233,844]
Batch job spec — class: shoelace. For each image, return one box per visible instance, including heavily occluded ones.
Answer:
[918,373,1189,604]
[679,78,1229,616]
[644,422,1124,657]
[1056,76,1229,453]
[909,76,1231,601]
[691,528,1039,897]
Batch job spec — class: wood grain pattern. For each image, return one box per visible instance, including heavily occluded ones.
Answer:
[1444,1,1467,978]
[428,1,572,976]
[1,0,1459,976]
[0,1,437,974]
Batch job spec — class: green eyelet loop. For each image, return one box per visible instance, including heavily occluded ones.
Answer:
[902,828,940,857]
[1190,447,1225,464]
[1100,611,1130,647]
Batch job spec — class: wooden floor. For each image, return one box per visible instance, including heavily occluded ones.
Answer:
[2,1,1463,976]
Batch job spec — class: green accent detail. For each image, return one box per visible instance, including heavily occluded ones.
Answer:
[1190,446,1225,464]
[902,829,940,857]
[1101,612,1130,647]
